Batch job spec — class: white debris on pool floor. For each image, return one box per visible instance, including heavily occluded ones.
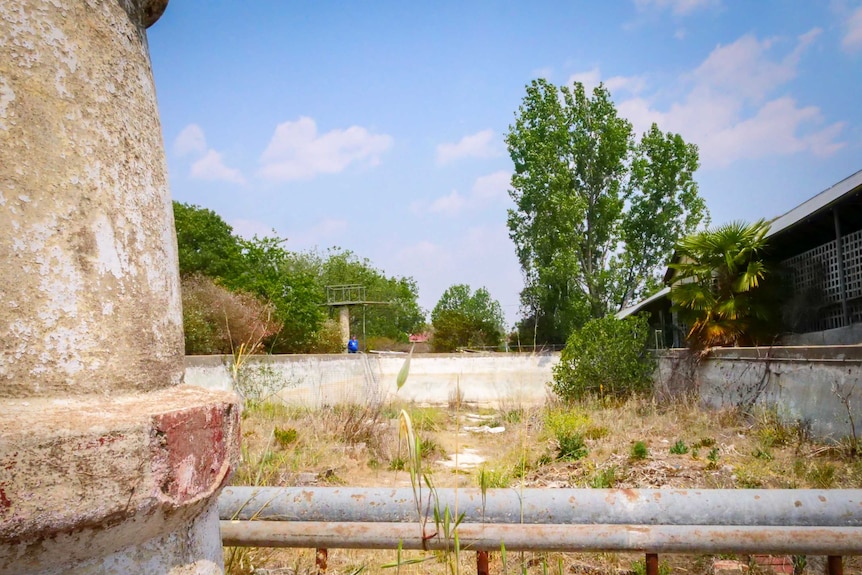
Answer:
[438,448,486,469]
[462,425,505,434]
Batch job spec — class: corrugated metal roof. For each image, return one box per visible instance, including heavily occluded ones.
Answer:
[765,169,862,238]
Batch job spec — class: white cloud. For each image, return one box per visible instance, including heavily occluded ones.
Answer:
[569,69,644,97]
[611,30,844,168]
[843,4,862,51]
[388,225,522,326]
[258,116,392,181]
[190,149,245,184]
[634,0,720,15]
[413,171,512,217]
[173,124,207,157]
[531,66,554,79]
[568,69,602,94]
[173,124,245,184]
[471,170,511,202]
[289,218,350,250]
[436,129,499,164]
[429,190,468,215]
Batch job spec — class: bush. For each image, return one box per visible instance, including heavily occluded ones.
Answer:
[181,274,281,354]
[311,319,345,354]
[551,314,654,402]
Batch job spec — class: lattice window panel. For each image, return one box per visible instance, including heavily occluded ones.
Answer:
[841,228,862,300]
[782,240,840,304]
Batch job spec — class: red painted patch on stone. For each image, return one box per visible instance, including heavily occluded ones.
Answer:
[0,485,11,514]
[152,403,237,503]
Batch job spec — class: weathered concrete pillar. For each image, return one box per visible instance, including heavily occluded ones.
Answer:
[339,306,351,350]
[0,1,240,573]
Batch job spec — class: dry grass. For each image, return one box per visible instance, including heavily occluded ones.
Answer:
[226,396,862,574]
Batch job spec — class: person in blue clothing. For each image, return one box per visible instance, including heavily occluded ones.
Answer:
[347,335,359,353]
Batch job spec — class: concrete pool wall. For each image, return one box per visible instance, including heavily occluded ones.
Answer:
[185,352,560,408]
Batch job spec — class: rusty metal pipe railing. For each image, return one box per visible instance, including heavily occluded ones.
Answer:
[219,521,862,555]
[219,487,862,574]
[220,486,862,526]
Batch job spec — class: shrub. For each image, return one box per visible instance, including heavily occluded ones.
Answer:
[181,274,281,355]
[630,441,649,460]
[311,318,344,354]
[670,440,689,455]
[557,432,588,461]
[273,427,298,448]
[551,314,654,402]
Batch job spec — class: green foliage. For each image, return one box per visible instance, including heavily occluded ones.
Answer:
[807,462,837,488]
[174,204,425,355]
[707,447,720,469]
[630,441,649,460]
[632,559,672,575]
[477,466,511,489]
[544,408,591,437]
[506,79,707,344]
[670,439,689,455]
[557,432,588,461]
[589,466,617,488]
[669,219,776,348]
[173,201,245,281]
[431,284,506,352]
[552,314,655,401]
[321,249,425,342]
[273,427,298,448]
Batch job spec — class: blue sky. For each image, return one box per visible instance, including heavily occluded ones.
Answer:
[148,0,862,328]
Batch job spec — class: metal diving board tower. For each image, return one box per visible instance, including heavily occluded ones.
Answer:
[324,284,390,351]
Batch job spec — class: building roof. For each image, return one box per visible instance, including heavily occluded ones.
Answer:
[766,169,862,238]
[616,286,670,319]
[631,168,862,317]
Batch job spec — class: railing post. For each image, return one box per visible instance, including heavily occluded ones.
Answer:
[316,548,328,574]
[645,553,659,575]
[477,550,489,575]
[828,556,843,575]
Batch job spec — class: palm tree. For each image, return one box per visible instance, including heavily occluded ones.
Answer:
[669,219,771,349]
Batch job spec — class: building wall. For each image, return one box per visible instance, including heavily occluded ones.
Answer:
[185,353,560,408]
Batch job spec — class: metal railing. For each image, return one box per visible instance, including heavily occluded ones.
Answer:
[219,486,862,575]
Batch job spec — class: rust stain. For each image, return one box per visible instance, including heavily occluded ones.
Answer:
[351,493,365,501]
[819,496,827,502]
[0,486,11,512]
[795,500,802,507]
[621,488,639,502]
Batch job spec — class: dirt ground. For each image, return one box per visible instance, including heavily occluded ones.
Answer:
[226,398,862,575]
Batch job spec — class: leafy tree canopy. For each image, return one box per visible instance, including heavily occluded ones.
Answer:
[172,204,425,353]
[669,219,776,349]
[552,314,654,402]
[173,201,244,281]
[320,249,426,343]
[431,284,505,352]
[506,79,708,345]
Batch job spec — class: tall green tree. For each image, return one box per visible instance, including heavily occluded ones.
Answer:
[506,79,707,344]
[232,236,326,353]
[669,219,773,349]
[431,285,505,352]
[320,249,425,342]
[172,201,244,281]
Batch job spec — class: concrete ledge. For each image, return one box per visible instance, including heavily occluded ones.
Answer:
[0,386,240,573]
